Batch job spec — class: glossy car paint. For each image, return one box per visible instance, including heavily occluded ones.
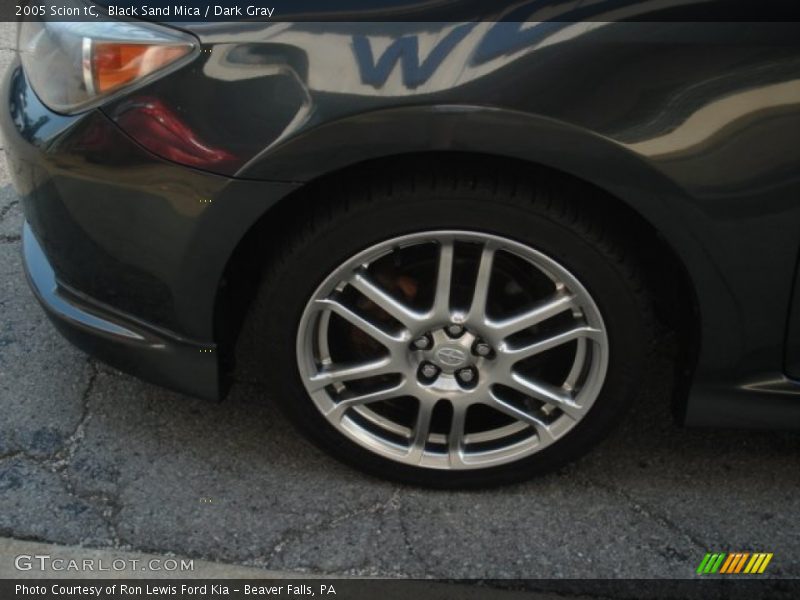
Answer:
[2,68,300,399]
[3,13,800,427]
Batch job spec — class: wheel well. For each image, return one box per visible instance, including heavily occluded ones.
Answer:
[214,152,700,418]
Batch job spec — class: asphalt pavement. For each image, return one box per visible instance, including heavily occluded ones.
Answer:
[0,22,798,581]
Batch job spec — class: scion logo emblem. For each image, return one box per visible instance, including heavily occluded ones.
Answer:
[435,347,468,368]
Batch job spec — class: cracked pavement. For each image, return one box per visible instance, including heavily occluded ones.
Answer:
[0,22,799,581]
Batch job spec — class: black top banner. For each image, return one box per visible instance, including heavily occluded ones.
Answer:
[5,0,800,22]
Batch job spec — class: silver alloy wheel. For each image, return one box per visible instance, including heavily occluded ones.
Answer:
[296,231,609,470]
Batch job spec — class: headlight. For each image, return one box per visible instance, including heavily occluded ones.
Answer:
[19,17,196,114]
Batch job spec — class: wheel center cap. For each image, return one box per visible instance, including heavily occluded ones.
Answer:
[434,345,469,369]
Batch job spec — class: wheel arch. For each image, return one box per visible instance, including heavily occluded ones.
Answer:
[215,108,704,416]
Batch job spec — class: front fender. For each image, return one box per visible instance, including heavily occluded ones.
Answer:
[237,104,727,367]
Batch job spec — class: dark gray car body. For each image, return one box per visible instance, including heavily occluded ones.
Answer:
[3,8,800,429]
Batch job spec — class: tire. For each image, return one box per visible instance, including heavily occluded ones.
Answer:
[241,161,654,488]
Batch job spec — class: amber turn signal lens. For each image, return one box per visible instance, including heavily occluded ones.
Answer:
[91,43,192,94]
[20,21,196,114]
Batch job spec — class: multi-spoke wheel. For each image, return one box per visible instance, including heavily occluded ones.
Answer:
[296,232,608,470]
[246,165,652,486]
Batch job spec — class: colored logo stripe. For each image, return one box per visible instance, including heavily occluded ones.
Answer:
[697,553,773,575]
[721,553,749,573]
[718,553,735,573]
[697,553,726,574]
[752,553,773,574]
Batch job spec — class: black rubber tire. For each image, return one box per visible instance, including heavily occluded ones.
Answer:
[241,160,655,488]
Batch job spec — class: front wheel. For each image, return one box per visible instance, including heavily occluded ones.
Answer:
[245,166,653,487]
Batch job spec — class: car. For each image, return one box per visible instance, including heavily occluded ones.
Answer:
[3,3,800,487]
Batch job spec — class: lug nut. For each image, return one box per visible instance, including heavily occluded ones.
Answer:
[420,363,439,380]
[456,368,477,385]
[446,324,465,337]
[474,342,492,357]
[413,336,431,350]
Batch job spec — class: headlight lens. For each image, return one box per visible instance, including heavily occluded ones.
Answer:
[19,19,196,114]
